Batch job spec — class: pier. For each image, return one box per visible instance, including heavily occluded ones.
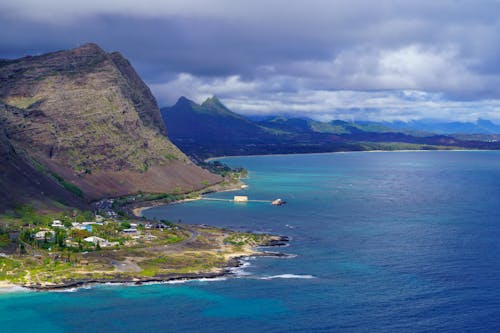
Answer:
[200,198,273,203]
[200,195,286,205]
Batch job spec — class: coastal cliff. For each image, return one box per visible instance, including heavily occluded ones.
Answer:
[0,43,221,209]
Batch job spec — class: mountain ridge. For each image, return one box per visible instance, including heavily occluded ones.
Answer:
[0,43,221,211]
[161,96,500,159]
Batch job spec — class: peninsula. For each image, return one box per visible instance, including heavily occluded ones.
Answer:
[0,206,288,290]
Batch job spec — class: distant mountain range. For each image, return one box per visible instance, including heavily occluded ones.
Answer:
[0,44,220,212]
[356,119,500,135]
[161,97,500,159]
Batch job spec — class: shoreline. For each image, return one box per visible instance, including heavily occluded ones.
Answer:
[204,148,494,162]
[131,183,245,218]
[131,197,203,217]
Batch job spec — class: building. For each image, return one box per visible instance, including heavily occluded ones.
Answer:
[65,239,79,247]
[35,230,55,241]
[83,236,118,248]
[272,198,286,206]
[51,220,64,228]
[72,223,93,232]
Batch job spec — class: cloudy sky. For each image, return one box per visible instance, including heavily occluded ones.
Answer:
[2,0,500,122]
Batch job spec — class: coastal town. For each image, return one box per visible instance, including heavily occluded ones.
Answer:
[0,202,288,289]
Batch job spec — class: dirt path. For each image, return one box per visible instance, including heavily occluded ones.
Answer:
[112,259,142,272]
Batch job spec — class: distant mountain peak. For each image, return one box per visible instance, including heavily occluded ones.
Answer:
[201,95,225,108]
[477,118,494,125]
[175,96,196,106]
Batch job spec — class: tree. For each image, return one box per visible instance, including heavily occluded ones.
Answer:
[55,229,67,248]
[70,229,90,241]
[120,222,131,229]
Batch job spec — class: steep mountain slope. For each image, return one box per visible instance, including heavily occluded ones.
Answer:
[0,43,220,207]
[0,112,87,211]
[161,96,282,159]
[161,96,271,141]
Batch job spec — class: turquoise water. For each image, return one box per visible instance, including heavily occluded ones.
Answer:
[2,151,500,332]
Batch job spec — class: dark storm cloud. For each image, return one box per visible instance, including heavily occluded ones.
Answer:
[2,0,500,121]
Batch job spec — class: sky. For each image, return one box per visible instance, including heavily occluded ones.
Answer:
[1,0,500,122]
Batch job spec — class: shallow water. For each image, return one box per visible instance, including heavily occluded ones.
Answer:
[2,151,500,332]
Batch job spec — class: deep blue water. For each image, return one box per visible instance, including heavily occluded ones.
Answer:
[2,151,500,332]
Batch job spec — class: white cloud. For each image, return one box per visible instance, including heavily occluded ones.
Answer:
[279,44,490,96]
[152,72,500,122]
[149,73,258,105]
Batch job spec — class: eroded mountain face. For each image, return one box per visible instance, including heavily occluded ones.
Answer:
[0,43,220,206]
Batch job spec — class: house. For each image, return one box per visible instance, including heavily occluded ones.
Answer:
[122,228,138,234]
[82,221,97,225]
[84,236,105,244]
[83,236,118,247]
[35,230,55,241]
[51,220,65,228]
[65,239,79,247]
[234,195,248,202]
[72,223,93,232]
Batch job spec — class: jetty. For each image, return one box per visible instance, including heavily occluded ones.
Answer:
[200,196,286,205]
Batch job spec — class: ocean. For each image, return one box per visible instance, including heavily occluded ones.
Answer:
[1,151,500,332]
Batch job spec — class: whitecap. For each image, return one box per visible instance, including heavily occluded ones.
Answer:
[228,260,252,277]
[52,287,80,293]
[194,277,227,283]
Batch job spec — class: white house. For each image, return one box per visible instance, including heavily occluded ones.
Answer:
[82,221,98,225]
[35,230,55,241]
[83,236,118,247]
[51,220,64,228]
